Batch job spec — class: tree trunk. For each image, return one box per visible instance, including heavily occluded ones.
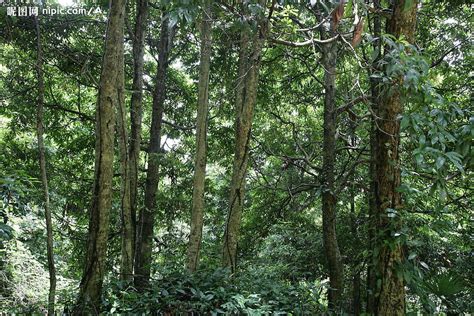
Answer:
[367,0,382,312]
[134,12,173,290]
[35,15,56,316]
[222,10,269,272]
[349,130,361,316]
[351,201,361,316]
[73,0,125,312]
[373,1,418,314]
[320,21,343,311]
[187,0,212,272]
[116,14,132,281]
[129,0,149,260]
[353,271,361,316]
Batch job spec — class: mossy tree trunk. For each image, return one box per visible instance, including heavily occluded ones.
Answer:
[367,0,382,312]
[222,2,269,272]
[320,24,344,311]
[187,0,213,272]
[34,15,56,316]
[116,12,132,281]
[129,0,149,263]
[73,0,125,312]
[134,11,173,291]
[373,1,418,314]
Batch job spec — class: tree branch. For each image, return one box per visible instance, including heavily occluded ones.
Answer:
[270,34,339,47]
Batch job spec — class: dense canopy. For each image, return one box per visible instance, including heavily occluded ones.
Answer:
[0,0,472,314]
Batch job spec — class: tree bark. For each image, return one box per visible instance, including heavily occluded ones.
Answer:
[134,12,173,290]
[222,6,269,272]
[129,0,149,261]
[73,0,125,312]
[353,271,361,316]
[187,0,212,272]
[35,15,56,316]
[320,20,343,311]
[367,0,382,312]
[349,127,361,316]
[116,12,132,281]
[373,1,418,314]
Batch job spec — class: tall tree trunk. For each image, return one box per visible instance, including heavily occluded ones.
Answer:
[353,271,361,316]
[35,15,56,316]
[348,124,361,316]
[129,0,149,260]
[116,14,132,281]
[187,0,212,272]
[367,0,382,312]
[73,0,125,312]
[134,12,173,290]
[320,22,343,310]
[373,1,418,314]
[351,191,361,316]
[222,9,269,272]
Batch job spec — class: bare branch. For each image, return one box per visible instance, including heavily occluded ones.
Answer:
[270,34,339,47]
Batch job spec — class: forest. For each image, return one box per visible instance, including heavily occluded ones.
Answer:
[0,0,472,314]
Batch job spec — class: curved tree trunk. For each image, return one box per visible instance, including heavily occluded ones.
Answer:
[222,5,269,272]
[134,11,173,290]
[129,0,149,265]
[373,1,418,314]
[187,0,213,272]
[73,0,125,312]
[35,15,56,316]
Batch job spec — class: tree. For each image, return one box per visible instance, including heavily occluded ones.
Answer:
[222,0,271,272]
[367,0,383,312]
[73,0,125,312]
[129,0,149,263]
[134,9,174,290]
[372,0,418,314]
[34,15,56,316]
[187,0,213,272]
[0,0,472,313]
[116,7,132,281]
[319,7,344,311]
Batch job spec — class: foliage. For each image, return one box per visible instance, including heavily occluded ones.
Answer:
[0,0,472,314]
[101,267,324,315]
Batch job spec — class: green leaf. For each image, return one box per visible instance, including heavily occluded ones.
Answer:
[435,156,445,170]
[419,134,426,145]
[445,151,464,172]
[400,115,410,131]
[344,0,353,18]
[403,0,414,12]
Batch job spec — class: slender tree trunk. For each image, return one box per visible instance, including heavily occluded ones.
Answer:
[353,271,361,316]
[129,0,149,259]
[373,1,418,314]
[348,125,361,316]
[34,16,56,316]
[73,0,125,312]
[116,15,132,281]
[187,0,212,272]
[222,10,269,272]
[366,102,378,314]
[350,191,361,316]
[367,1,382,312]
[134,12,173,290]
[320,21,343,310]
